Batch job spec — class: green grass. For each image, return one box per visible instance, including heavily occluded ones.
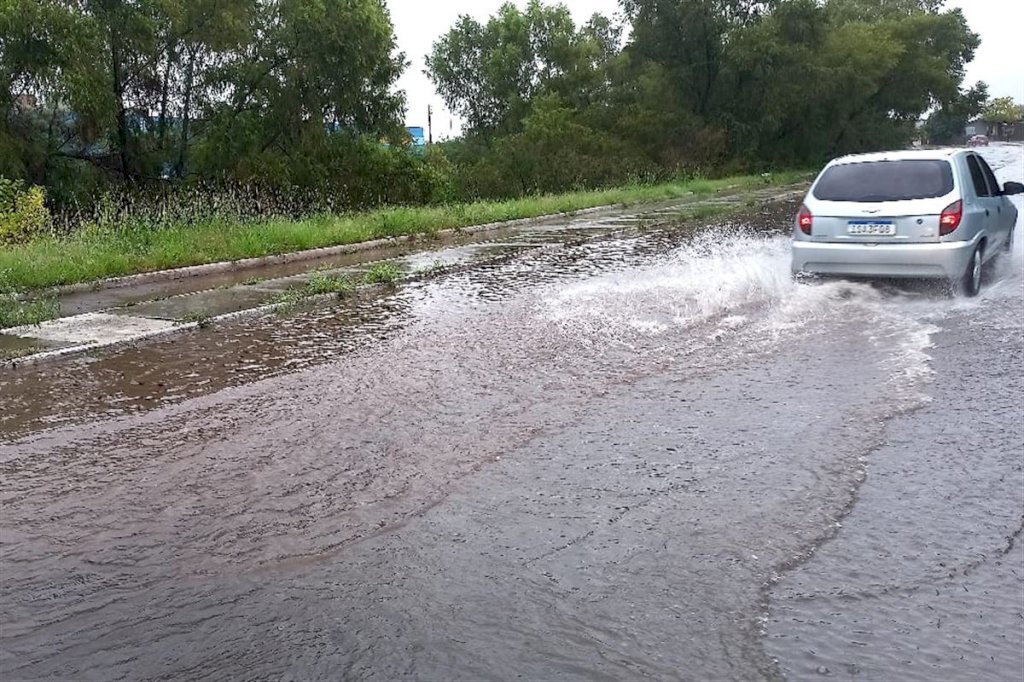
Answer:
[0,171,810,292]
[363,262,402,285]
[272,272,358,314]
[306,272,357,295]
[179,310,213,328]
[413,259,449,277]
[677,204,735,222]
[0,292,60,328]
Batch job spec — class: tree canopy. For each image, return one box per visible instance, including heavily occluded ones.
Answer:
[428,0,981,195]
[982,96,1024,124]
[2,0,986,209]
[1,0,424,208]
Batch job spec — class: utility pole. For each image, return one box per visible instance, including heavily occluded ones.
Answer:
[427,105,433,145]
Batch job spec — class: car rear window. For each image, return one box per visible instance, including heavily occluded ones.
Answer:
[812,160,954,202]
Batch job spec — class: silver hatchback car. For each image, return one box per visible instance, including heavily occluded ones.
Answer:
[791,149,1022,296]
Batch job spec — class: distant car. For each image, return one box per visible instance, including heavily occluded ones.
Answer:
[791,149,1022,296]
[968,134,990,147]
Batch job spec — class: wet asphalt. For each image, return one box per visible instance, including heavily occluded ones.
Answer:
[1,147,1022,681]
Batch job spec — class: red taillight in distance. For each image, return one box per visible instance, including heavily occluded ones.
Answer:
[797,204,813,235]
[939,200,962,235]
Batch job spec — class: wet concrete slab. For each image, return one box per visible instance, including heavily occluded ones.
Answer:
[114,287,282,321]
[3,312,179,346]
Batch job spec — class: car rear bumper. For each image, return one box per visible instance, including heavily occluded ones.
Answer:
[791,239,976,280]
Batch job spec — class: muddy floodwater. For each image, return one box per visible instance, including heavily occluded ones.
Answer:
[1,147,1022,681]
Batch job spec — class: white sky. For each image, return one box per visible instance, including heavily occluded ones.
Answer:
[389,0,1024,134]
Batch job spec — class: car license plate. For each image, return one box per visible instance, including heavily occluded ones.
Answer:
[847,220,895,236]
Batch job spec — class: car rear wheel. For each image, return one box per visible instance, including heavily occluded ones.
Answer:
[954,244,983,297]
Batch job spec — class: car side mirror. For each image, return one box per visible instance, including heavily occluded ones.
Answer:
[1003,181,1024,196]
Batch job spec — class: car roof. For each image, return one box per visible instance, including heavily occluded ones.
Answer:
[828,148,964,165]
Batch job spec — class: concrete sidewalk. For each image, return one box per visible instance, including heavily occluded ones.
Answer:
[1,185,805,367]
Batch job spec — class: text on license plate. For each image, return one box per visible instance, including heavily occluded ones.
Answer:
[847,221,895,236]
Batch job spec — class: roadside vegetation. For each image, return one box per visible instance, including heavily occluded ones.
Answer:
[363,262,402,285]
[4,0,983,204]
[271,263,406,316]
[0,290,58,329]
[0,172,806,292]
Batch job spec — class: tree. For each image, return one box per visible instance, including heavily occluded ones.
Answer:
[426,1,619,137]
[923,82,988,144]
[194,0,407,189]
[717,0,980,164]
[0,0,110,187]
[619,0,774,117]
[982,96,1023,123]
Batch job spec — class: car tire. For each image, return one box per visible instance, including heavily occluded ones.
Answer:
[1004,227,1015,254]
[955,244,984,297]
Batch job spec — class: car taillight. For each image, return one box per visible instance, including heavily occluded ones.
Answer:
[939,200,962,235]
[797,205,813,235]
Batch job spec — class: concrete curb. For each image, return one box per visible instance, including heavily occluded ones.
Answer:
[1,247,542,370]
[39,203,626,297]
[4,321,201,367]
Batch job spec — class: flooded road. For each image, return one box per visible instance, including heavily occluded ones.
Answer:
[1,147,1022,680]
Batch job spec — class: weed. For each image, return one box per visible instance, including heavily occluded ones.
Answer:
[0,346,37,362]
[272,272,356,315]
[363,262,402,285]
[0,293,60,329]
[272,289,304,316]
[414,259,448,276]
[305,273,356,296]
[678,204,731,223]
[180,310,213,328]
[241,276,266,286]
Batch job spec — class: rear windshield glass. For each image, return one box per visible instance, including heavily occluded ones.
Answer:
[812,160,954,202]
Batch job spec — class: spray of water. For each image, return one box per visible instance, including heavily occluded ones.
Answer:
[539,225,985,399]
[543,227,890,337]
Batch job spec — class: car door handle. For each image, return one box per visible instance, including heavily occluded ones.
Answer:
[985,209,990,216]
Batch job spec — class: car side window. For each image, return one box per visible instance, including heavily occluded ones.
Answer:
[965,155,991,198]
[977,156,1001,196]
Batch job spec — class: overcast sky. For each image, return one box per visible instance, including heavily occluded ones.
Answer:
[389,0,1024,133]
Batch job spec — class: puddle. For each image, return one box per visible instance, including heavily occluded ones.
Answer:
[0,334,64,362]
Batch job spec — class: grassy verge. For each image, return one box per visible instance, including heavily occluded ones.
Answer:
[0,171,809,293]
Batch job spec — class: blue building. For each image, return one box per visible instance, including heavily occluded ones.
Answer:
[406,126,426,148]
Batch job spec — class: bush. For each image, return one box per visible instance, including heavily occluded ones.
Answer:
[0,178,51,244]
[191,124,457,212]
[450,96,655,200]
